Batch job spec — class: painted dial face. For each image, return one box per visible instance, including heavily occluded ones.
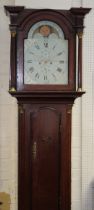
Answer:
[24,21,68,84]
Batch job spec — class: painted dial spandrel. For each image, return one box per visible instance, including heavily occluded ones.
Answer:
[24,21,68,84]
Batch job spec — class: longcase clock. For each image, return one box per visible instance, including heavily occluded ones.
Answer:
[5,6,91,210]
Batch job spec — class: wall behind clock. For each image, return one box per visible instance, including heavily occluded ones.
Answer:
[0,0,94,210]
[0,1,18,210]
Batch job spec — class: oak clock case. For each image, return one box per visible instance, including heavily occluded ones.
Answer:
[5,6,91,210]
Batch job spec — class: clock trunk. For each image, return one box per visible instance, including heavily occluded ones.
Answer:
[18,102,72,210]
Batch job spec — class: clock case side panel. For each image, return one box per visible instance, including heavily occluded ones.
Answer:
[18,105,32,210]
[4,6,25,92]
[17,9,76,92]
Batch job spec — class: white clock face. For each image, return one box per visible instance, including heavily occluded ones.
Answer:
[24,21,68,84]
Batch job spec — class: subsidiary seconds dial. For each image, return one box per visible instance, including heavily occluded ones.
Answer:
[24,21,68,85]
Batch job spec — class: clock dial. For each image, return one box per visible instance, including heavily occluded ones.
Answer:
[24,21,68,85]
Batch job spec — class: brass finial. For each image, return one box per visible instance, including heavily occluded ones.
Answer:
[19,105,24,114]
[11,31,16,38]
[77,88,82,92]
[9,87,16,92]
[77,32,83,39]
[67,105,72,114]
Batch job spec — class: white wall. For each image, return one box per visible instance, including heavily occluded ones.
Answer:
[0,1,18,210]
[0,0,94,210]
[15,0,72,9]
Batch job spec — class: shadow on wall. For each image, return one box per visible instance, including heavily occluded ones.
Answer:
[82,181,94,210]
[86,180,94,210]
[92,181,94,210]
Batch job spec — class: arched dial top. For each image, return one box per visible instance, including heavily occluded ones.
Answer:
[24,20,68,85]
